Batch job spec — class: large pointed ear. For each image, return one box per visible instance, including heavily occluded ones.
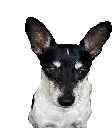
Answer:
[25,17,55,55]
[80,21,112,58]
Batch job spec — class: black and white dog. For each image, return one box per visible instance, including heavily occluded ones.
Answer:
[25,17,112,128]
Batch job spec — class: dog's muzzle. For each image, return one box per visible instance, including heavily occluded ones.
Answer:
[58,95,75,107]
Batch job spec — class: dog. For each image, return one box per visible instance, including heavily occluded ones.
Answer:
[25,17,112,128]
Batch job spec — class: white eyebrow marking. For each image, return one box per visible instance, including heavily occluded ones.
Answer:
[53,61,61,67]
[75,62,82,69]
[67,49,69,55]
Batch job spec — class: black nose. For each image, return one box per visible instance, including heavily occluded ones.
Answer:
[58,95,75,107]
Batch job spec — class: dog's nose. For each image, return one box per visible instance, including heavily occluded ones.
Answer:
[58,95,75,107]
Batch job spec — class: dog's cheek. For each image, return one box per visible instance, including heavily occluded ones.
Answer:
[49,81,61,105]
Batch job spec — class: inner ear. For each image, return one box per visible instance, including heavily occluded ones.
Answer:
[25,17,53,55]
[80,21,112,57]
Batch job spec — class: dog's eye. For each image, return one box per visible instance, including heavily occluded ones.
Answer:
[80,68,88,74]
[73,68,86,74]
[47,67,55,73]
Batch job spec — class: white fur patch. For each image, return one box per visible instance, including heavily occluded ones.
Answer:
[67,49,69,55]
[53,61,61,68]
[75,62,82,69]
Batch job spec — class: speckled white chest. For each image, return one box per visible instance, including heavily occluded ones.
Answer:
[29,72,92,128]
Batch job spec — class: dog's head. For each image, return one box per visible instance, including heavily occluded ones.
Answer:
[25,17,111,108]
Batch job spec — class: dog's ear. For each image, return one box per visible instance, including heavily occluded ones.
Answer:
[25,17,55,55]
[79,21,112,58]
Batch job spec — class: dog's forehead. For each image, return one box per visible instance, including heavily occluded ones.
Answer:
[40,43,92,70]
[56,44,79,55]
[54,44,81,64]
[52,44,92,69]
